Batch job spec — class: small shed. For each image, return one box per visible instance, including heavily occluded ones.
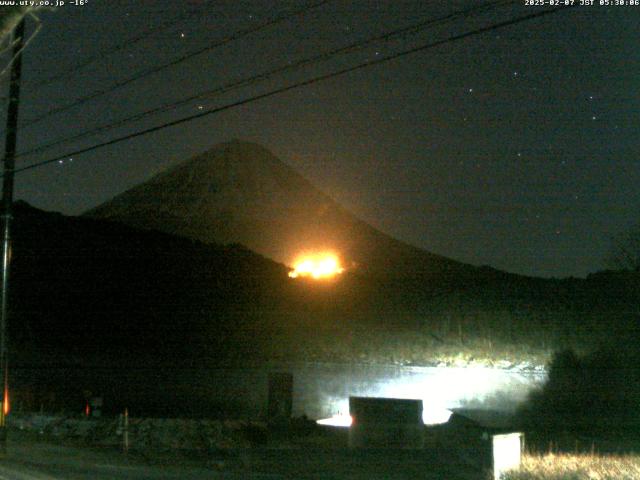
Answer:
[442,409,524,479]
[348,396,424,449]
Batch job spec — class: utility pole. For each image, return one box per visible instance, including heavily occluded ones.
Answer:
[0,17,26,450]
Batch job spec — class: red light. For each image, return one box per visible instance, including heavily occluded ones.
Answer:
[2,386,8,416]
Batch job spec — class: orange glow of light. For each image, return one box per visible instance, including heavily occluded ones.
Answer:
[288,252,344,280]
[3,386,8,416]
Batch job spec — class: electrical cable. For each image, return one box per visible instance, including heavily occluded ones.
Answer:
[10,6,574,177]
[24,1,213,88]
[19,0,331,127]
[17,0,515,158]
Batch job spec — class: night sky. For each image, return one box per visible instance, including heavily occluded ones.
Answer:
[3,0,639,278]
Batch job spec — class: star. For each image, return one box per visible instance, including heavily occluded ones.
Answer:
[468,88,473,93]
[180,33,185,38]
[592,116,597,120]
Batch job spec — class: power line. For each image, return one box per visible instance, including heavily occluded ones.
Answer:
[19,0,331,128]
[17,0,514,159]
[24,1,213,88]
[11,6,574,177]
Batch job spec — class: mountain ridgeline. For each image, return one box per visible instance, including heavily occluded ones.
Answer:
[86,141,484,281]
[3,142,638,414]
[73,140,640,368]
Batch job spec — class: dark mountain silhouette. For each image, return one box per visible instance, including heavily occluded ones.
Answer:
[5,201,640,415]
[6,142,640,417]
[86,140,484,280]
[10,201,436,370]
[9,201,288,363]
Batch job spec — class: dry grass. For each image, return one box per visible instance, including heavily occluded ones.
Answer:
[502,452,640,480]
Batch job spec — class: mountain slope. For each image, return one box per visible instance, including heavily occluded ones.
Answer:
[7,202,640,414]
[9,201,290,363]
[87,140,481,279]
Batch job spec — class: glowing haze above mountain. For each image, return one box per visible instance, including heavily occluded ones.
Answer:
[86,141,477,280]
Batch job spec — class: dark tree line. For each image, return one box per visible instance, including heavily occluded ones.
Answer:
[608,222,640,271]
